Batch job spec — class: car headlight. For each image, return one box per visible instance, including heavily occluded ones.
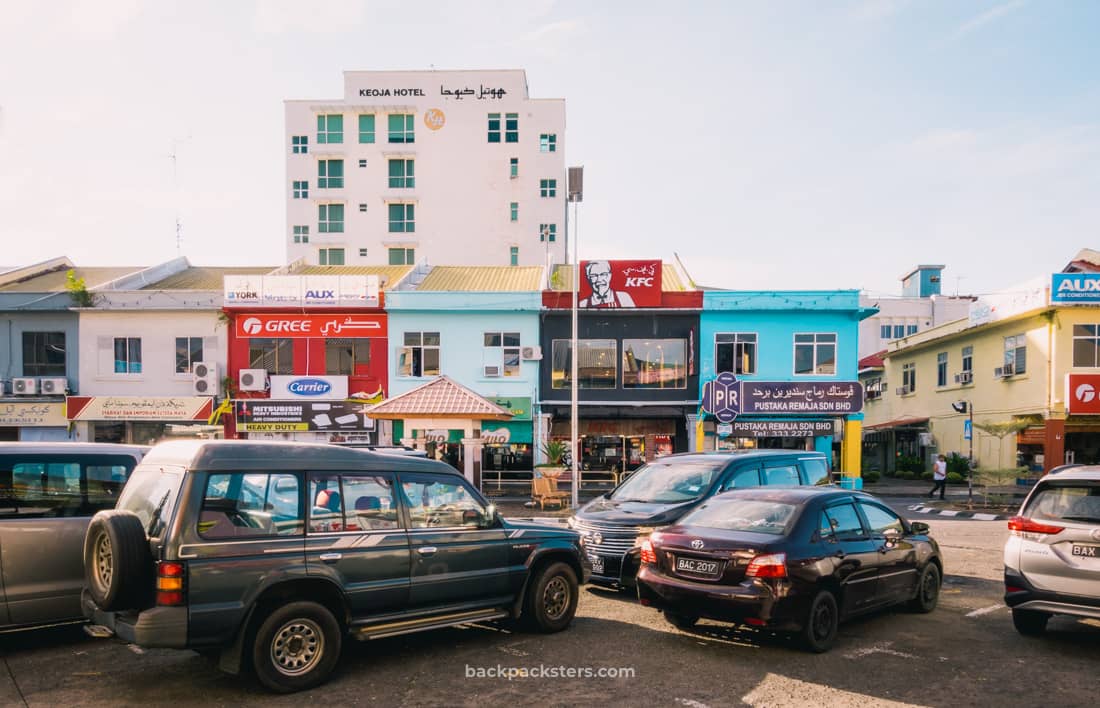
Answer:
[633,525,666,547]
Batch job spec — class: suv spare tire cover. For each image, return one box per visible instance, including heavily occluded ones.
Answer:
[84,510,155,612]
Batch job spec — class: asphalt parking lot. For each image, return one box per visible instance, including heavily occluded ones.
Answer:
[1,517,1097,708]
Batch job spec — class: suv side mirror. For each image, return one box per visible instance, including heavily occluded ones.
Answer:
[910,521,930,535]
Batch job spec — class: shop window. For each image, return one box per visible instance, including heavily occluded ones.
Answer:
[1004,334,1027,375]
[483,332,521,377]
[387,114,414,144]
[893,325,905,339]
[317,114,343,144]
[358,114,375,143]
[325,338,370,376]
[249,338,294,375]
[880,324,892,340]
[622,339,686,389]
[902,362,916,394]
[174,336,204,374]
[715,333,756,375]
[962,345,973,375]
[113,337,142,374]
[318,159,344,188]
[793,333,836,376]
[937,352,948,387]
[397,332,440,377]
[1073,325,1100,367]
[21,331,66,377]
[551,339,617,389]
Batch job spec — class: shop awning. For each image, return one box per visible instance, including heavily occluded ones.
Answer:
[364,376,513,421]
[863,416,929,431]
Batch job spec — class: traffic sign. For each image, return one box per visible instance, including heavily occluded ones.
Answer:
[702,371,740,424]
[963,419,972,441]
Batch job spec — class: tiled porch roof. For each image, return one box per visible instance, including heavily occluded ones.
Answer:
[365,376,513,420]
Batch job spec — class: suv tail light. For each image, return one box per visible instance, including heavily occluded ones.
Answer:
[639,539,657,565]
[746,553,787,579]
[1008,516,1064,540]
[156,561,187,606]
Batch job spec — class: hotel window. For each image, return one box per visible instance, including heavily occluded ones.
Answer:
[937,352,948,387]
[962,345,973,375]
[113,337,142,374]
[293,225,309,243]
[318,248,345,266]
[539,179,557,198]
[21,332,66,376]
[292,135,308,154]
[880,324,892,340]
[907,324,918,336]
[397,332,440,377]
[318,159,343,188]
[483,332,522,377]
[793,333,836,375]
[388,204,415,233]
[505,113,518,142]
[388,114,414,143]
[510,246,519,266]
[316,114,343,144]
[388,159,415,188]
[325,338,370,376]
[539,224,556,242]
[487,113,501,143]
[893,325,905,339]
[388,247,415,265]
[623,339,687,389]
[249,338,293,375]
[539,133,556,152]
[293,180,308,199]
[1073,325,1100,367]
[902,362,916,393]
[715,333,757,375]
[318,204,344,233]
[1004,334,1027,375]
[509,158,518,178]
[510,202,518,222]
[175,337,204,374]
[552,339,617,389]
[358,114,375,143]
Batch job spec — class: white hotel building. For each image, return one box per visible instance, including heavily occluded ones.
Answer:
[285,70,566,268]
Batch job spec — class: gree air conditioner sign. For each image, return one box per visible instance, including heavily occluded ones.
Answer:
[1052,274,1100,304]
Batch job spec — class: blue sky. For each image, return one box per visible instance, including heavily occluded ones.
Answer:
[1,0,1097,296]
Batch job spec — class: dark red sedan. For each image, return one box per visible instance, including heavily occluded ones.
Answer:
[636,487,942,651]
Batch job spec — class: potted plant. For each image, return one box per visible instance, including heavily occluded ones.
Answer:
[536,440,568,480]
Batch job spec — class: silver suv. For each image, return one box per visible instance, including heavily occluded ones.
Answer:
[1004,465,1100,635]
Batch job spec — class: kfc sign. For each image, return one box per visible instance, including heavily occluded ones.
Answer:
[579,260,662,308]
[1067,373,1100,414]
[235,313,387,339]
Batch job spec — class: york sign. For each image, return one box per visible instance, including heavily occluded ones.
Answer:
[702,372,740,424]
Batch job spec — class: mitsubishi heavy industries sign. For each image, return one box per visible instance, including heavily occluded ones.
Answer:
[234,313,387,339]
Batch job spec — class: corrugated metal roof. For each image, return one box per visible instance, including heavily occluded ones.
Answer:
[289,265,413,289]
[417,266,544,291]
[141,267,276,291]
[0,266,143,293]
[365,376,513,419]
[548,263,688,292]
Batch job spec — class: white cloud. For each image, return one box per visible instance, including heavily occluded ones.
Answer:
[950,0,1027,40]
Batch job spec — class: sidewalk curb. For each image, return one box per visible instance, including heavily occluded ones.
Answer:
[906,504,1009,521]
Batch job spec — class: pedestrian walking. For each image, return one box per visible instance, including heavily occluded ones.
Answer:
[929,454,948,500]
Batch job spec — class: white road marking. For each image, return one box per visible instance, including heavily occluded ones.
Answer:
[126,644,145,655]
[842,642,918,660]
[742,673,927,707]
[966,604,1005,617]
[675,699,711,708]
[939,510,960,517]
[972,513,999,521]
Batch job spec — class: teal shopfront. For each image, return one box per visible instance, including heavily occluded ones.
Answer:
[392,397,534,473]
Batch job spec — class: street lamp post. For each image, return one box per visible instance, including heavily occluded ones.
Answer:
[953,400,974,509]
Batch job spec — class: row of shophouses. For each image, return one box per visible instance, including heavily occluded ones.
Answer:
[0,256,869,490]
[6,250,1100,489]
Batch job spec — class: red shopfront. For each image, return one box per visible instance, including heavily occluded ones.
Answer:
[224,311,389,440]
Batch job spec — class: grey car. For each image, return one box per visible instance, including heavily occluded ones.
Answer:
[1004,465,1100,635]
[0,442,147,630]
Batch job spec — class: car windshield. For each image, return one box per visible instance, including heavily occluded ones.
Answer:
[1024,484,1100,524]
[118,464,185,537]
[609,459,726,504]
[680,498,798,535]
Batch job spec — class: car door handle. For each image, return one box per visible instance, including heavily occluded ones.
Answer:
[319,553,342,562]
[417,546,438,557]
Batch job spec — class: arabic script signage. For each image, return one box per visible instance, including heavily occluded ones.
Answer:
[1052,273,1100,304]
[66,397,213,421]
[235,313,387,339]
[223,275,380,308]
[0,401,68,427]
[739,382,864,415]
[579,260,662,308]
[235,400,374,431]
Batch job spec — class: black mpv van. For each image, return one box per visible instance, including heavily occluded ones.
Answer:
[570,450,830,588]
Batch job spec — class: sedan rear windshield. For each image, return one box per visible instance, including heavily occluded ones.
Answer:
[681,499,798,535]
[1024,484,1100,524]
[609,459,727,504]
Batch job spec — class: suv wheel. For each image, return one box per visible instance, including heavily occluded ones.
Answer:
[83,510,154,612]
[252,601,342,693]
[907,563,940,613]
[801,590,839,653]
[665,612,698,630]
[523,562,578,633]
[1012,608,1050,637]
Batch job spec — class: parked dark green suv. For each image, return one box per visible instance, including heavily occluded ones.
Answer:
[82,440,587,692]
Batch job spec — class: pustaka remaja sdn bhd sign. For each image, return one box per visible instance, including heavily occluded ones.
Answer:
[578,260,662,308]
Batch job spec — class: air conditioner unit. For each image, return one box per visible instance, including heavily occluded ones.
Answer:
[1003,362,1015,376]
[994,364,1014,378]
[239,368,269,392]
[483,365,501,378]
[954,371,973,385]
[39,377,69,395]
[192,361,220,396]
[13,377,38,395]
[895,386,909,396]
[520,345,543,361]
[866,382,884,393]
